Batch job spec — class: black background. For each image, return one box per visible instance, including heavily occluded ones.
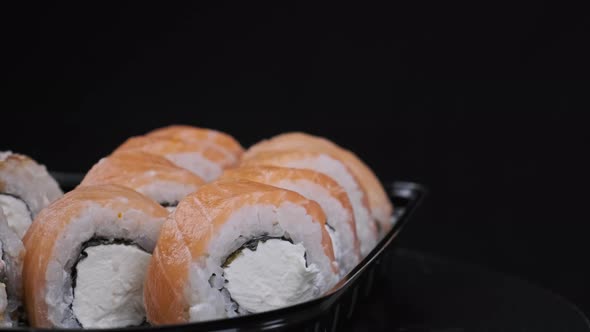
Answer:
[2,1,589,322]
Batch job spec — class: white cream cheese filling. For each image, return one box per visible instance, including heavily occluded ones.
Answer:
[223,239,320,314]
[72,244,151,328]
[0,194,32,239]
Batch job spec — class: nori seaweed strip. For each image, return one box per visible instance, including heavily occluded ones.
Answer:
[15,307,28,327]
[78,237,140,249]
[325,222,336,232]
[374,220,382,235]
[159,201,178,209]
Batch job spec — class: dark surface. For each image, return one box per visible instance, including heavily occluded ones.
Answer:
[2,2,590,327]
[349,248,590,332]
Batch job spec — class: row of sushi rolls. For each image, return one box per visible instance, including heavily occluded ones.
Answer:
[0,126,394,329]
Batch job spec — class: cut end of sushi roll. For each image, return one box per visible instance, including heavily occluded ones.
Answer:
[244,132,394,234]
[81,151,205,210]
[185,200,334,322]
[241,151,378,257]
[166,152,223,182]
[72,242,151,328]
[0,151,63,239]
[220,166,361,277]
[114,136,233,182]
[0,205,26,327]
[144,180,339,325]
[0,194,33,239]
[23,185,168,328]
[146,125,244,162]
[222,238,319,314]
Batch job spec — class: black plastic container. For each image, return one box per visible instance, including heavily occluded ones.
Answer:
[9,176,426,332]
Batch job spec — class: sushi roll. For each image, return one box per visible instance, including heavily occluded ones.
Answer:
[80,151,205,211]
[146,125,244,164]
[241,150,378,256]
[114,135,235,182]
[144,180,339,325]
[0,208,26,327]
[220,166,361,277]
[0,151,63,239]
[244,132,393,234]
[22,185,168,328]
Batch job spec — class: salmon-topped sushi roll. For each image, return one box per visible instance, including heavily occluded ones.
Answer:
[0,151,63,239]
[244,132,393,234]
[0,208,25,327]
[221,166,360,277]
[146,125,244,164]
[23,185,168,329]
[114,136,233,182]
[80,151,205,211]
[241,150,378,257]
[144,180,338,325]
